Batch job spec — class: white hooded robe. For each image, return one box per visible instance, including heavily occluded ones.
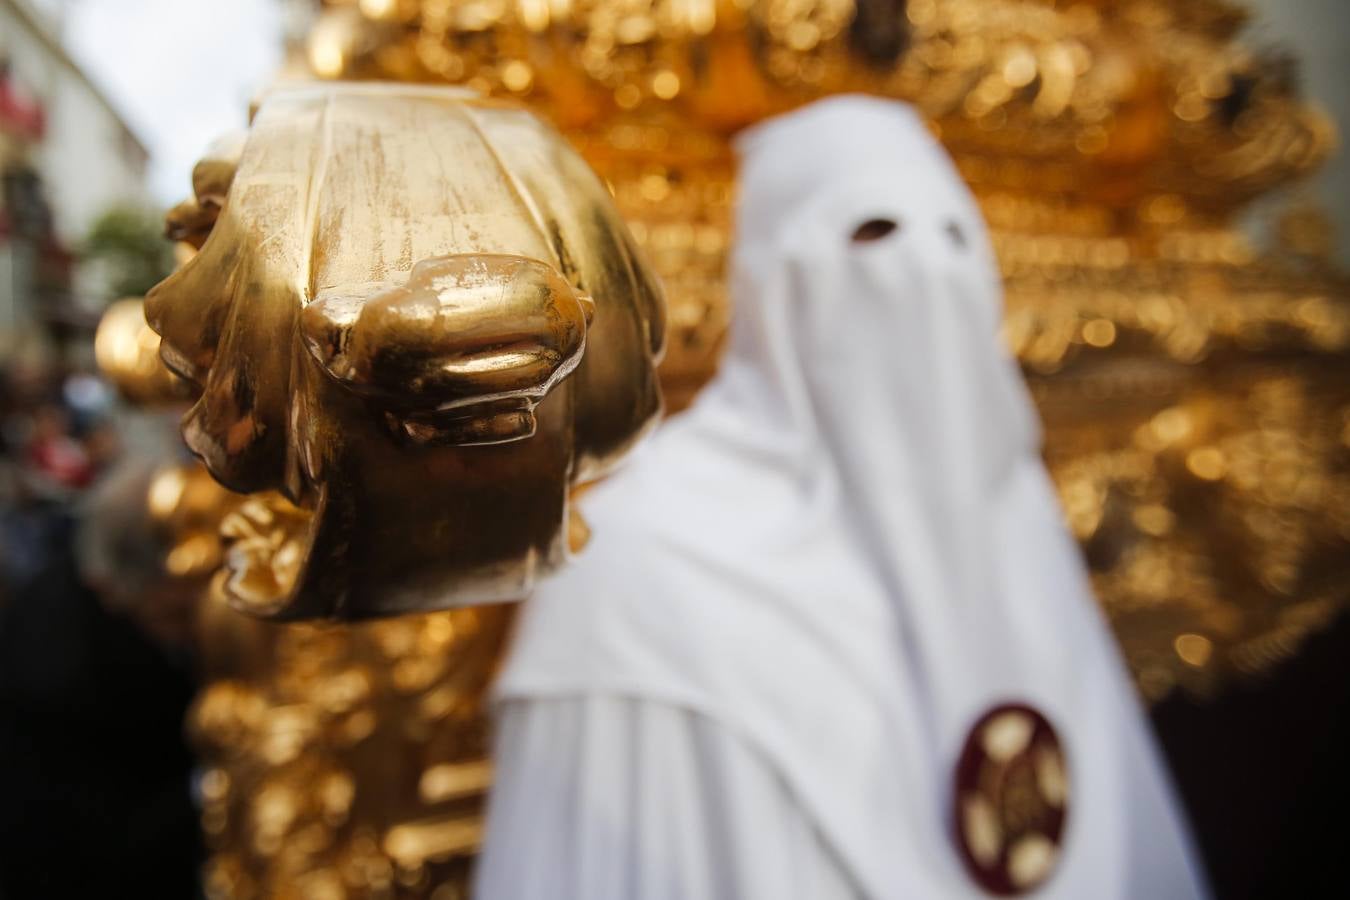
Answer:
[475,96,1208,900]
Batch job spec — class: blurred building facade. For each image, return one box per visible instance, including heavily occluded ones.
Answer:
[0,0,150,366]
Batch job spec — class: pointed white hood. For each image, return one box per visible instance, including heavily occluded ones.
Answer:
[494,96,1207,899]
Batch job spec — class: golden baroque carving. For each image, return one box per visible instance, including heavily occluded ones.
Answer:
[145,82,665,620]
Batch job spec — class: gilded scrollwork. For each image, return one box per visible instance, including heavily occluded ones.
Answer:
[145,82,664,621]
[306,0,1350,698]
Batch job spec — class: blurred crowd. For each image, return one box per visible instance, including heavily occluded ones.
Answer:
[0,360,202,899]
[0,363,116,589]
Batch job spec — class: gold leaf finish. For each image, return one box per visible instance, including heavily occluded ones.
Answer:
[145,82,664,620]
[310,0,1350,697]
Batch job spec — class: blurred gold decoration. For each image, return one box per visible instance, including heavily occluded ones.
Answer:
[94,304,518,900]
[192,557,514,900]
[308,0,1350,702]
[157,479,516,900]
[93,298,191,404]
[146,82,664,621]
[143,462,242,581]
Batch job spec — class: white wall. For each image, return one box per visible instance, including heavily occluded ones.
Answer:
[38,63,149,244]
[1243,0,1350,263]
[0,0,149,246]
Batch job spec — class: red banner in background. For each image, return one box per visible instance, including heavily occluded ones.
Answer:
[0,62,46,141]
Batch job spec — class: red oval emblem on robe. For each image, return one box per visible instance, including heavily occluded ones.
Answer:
[953,704,1069,895]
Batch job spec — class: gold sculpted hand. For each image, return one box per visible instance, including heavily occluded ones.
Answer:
[145,83,665,620]
[303,254,595,446]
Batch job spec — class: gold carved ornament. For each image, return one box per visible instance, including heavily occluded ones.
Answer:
[310,0,1350,699]
[109,82,665,899]
[145,81,665,621]
[93,241,506,900]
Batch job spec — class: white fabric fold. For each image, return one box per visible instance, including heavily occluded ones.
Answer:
[477,697,860,900]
